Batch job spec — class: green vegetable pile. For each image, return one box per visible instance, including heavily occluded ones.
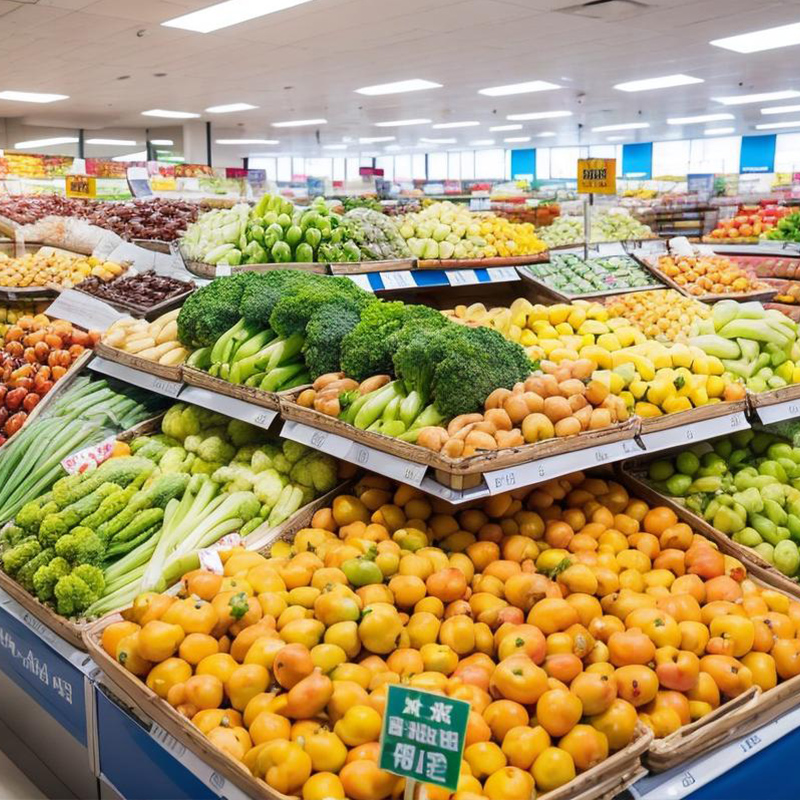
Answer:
[528,254,660,297]
[766,212,800,242]
[0,401,339,619]
[645,427,800,578]
[179,195,410,266]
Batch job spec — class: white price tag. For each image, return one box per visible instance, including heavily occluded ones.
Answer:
[61,435,117,474]
[380,270,415,290]
[179,386,277,429]
[46,290,124,332]
[445,269,479,286]
[108,242,155,271]
[487,267,520,282]
[756,399,800,425]
[347,442,427,486]
[596,242,626,256]
[280,420,355,458]
[89,356,184,398]
[484,435,642,494]
[198,549,224,574]
[419,475,491,505]
[641,412,749,454]
[347,273,374,292]
[215,264,232,277]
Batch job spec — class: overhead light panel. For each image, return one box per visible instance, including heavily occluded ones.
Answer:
[0,90,68,103]
[667,113,734,125]
[704,127,735,135]
[507,110,572,121]
[615,74,703,92]
[591,122,650,132]
[163,0,315,32]
[142,109,200,118]
[205,102,258,113]
[432,121,479,129]
[323,144,347,150]
[112,151,147,162]
[761,104,800,115]
[374,118,431,127]
[384,145,402,151]
[478,80,560,97]
[150,139,174,145]
[504,136,531,143]
[419,137,457,144]
[711,21,800,53]
[470,139,495,146]
[359,136,395,144]
[216,138,279,144]
[713,90,800,105]
[14,137,78,148]
[538,131,557,137]
[756,119,800,130]
[490,124,522,132]
[607,136,629,141]
[86,138,137,146]
[355,79,442,96]
[272,118,326,127]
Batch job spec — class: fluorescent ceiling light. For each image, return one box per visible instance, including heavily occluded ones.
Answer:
[112,151,147,162]
[704,127,735,135]
[419,137,456,144]
[86,138,137,146]
[713,90,800,106]
[538,131,556,137]
[478,80,560,97]
[384,145,402,151]
[504,136,531,143]
[0,90,68,103]
[756,119,800,130]
[591,122,650,132]
[272,118,326,127]
[150,139,173,145]
[470,139,495,146]
[359,136,395,144]
[761,104,800,115]
[490,124,522,132]
[711,21,800,53]
[142,109,199,118]
[374,118,431,127]
[163,0,314,32]
[607,136,628,141]
[355,79,441,96]
[667,112,734,125]
[323,144,347,150]
[205,103,258,113]
[14,137,78,148]
[215,138,279,144]
[507,110,572,121]
[432,121,479,129]
[614,74,703,92]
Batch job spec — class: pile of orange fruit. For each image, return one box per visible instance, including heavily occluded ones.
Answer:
[654,254,767,297]
[97,472,800,800]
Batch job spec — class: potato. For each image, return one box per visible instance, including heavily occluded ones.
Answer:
[464,430,497,450]
[543,396,572,423]
[521,413,555,444]
[484,408,512,432]
[485,388,512,409]
[589,408,612,430]
[558,379,586,398]
[585,380,609,406]
[555,416,582,437]
[503,394,530,424]
[447,414,483,437]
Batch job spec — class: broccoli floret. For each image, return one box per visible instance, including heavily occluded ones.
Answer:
[239,270,315,328]
[16,494,55,534]
[38,513,70,548]
[33,557,70,602]
[432,326,533,418]
[290,452,338,495]
[71,564,105,599]
[340,301,413,381]
[3,524,26,547]
[55,527,105,566]
[2,537,41,575]
[52,457,155,508]
[16,548,55,591]
[303,301,362,379]
[197,435,236,464]
[53,573,96,617]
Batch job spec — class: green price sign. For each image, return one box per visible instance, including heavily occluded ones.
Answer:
[379,684,470,791]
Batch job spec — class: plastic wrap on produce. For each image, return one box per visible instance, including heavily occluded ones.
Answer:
[18,216,123,256]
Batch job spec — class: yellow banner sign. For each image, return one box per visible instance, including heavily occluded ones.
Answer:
[577,159,616,195]
[65,175,96,198]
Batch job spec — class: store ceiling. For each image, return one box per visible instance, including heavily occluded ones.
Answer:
[1,0,800,155]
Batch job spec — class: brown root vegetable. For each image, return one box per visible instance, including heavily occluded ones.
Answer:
[297,389,316,408]
[558,379,586,398]
[543,396,572,423]
[589,408,612,430]
[417,426,448,452]
[464,430,498,450]
[484,408,512,432]
[358,375,391,395]
[447,414,483,437]
[521,413,555,444]
[442,438,465,459]
[495,429,524,449]
[485,388,512,409]
[554,416,581,437]
[312,372,345,391]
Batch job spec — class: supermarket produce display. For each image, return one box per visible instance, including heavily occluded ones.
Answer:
[0,249,127,291]
[76,270,194,317]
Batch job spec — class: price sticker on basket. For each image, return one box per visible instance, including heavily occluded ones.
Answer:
[487,267,520,282]
[379,685,469,792]
[640,412,749,453]
[445,269,479,286]
[380,270,415,290]
[89,356,184,398]
[347,443,427,486]
[61,435,117,474]
[756,399,800,425]
[46,289,124,332]
[178,386,277,429]
[280,420,355,459]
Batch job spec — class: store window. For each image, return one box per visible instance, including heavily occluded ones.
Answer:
[376,157,394,180]
[536,148,551,180]
[588,145,616,159]
[291,157,305,179]
[460,151,475,180]
[394,155,412,180]
[652,140,691,177]
[305,158,332,178]
[775,134,800,173]
[428,152,447,180]
[412,153,427,179]
[689,137,740,174]
[346,157,360,180]
[277,156,292,182]
[475,148,505,179]
[447,152,461,180]
[550,147,581,179]
[332,158,345,181]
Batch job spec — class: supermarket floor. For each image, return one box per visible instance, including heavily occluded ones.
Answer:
[0,750,46,800]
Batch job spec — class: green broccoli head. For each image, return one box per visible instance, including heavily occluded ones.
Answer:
[33,557,71,602]
[2,536,42,575]
[16,548,55,591]
[303,301,362,380]
[54,527,105,566]
[238,270,316,328]
[289,452,338,495]
[2,524,26,547]
[71,564,105,599]
[38,513,70,548]
[393,324,465,405]
[53,573,97,617]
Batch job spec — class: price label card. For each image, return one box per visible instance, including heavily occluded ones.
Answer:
[179,386,277,429]
[89,356,184,398]
[215,264,232,277]
[347,442,427,486]
[596,242,626,256]
[756,400,800,425]
[107,242,155,271]
[487,267,520,282]
[445,269,479,286]
[347,273,374,292]
[419,475,491,505]
[380,270,415,290]
[280,420,355,459]
[198,549,224,574]
[484,435,642,494]
[46,290,124,332]
[61,435,117,474]
[641,412,749,454]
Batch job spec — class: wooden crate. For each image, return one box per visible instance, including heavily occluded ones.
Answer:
[328,259,415,275]
[182,366,281,411]
[93,341,184,383]
[748,382,800,410]
[638,398,747,434]
[416,253,550,269]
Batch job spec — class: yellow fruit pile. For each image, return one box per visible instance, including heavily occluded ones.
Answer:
[97,473,800,800]
[606,290,711,342]
[0,251,125,288]
[476,217,547,259]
